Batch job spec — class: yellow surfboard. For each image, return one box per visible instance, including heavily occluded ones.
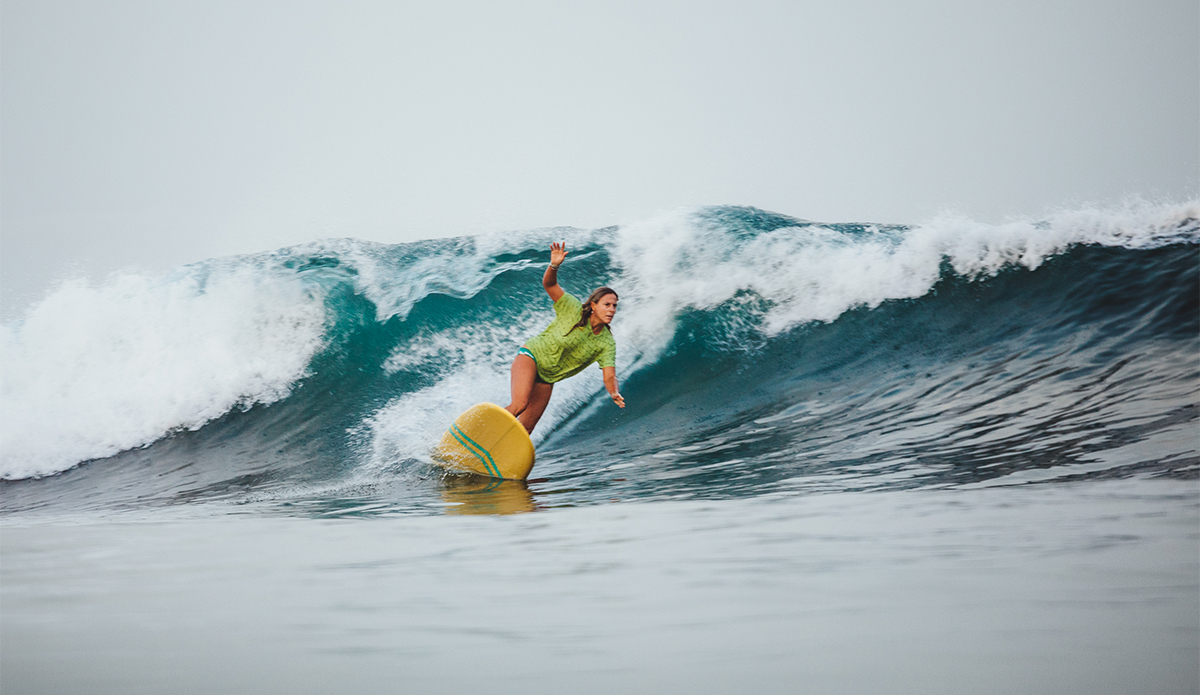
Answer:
[433,403,536,480]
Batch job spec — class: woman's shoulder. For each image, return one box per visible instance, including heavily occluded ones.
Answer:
[554,292,582,314]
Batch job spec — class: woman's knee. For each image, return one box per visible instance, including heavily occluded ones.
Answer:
[506,395,529,415]
[517,383,553,432]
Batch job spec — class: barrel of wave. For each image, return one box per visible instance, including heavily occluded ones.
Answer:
[433,403,536,480]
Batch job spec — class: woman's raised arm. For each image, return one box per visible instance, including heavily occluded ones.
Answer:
[542,242,567,301]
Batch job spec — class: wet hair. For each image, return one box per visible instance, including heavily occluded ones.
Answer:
[566,286,618,335]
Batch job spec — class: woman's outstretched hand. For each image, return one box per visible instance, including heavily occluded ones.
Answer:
[550,241,568,267]
[611,392,625,408]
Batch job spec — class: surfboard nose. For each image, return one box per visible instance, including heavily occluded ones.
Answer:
[433,403,536,480]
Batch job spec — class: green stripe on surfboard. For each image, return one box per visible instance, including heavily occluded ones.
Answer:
[449,423,502,477]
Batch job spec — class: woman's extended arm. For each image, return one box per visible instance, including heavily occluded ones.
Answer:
[602,366,625,408]
[543,242,567,302]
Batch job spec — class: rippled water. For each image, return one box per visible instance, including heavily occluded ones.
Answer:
[3,479,1196,694]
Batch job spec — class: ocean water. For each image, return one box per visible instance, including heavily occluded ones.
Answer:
[2,203,1197,693]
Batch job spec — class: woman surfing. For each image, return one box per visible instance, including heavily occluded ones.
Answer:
[433,241,623,479]
[505,242,625,433]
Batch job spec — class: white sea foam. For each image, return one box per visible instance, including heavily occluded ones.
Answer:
[0,265,328,479]
[610,200,1199,359]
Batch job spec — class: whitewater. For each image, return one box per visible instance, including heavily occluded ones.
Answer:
[2,202,1197,694]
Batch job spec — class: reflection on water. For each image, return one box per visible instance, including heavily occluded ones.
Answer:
[439,475,537,515]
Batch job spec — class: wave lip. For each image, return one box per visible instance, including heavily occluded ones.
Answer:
[610,201,1199,352]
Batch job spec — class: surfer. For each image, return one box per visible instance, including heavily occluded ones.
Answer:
[505,242,625,433]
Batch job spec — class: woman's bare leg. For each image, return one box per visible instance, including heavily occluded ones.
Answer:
[505,353,554,433]
[505,353,539,417]
[517,381,553,433]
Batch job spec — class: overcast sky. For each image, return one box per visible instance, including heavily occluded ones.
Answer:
[2,0,1197,317]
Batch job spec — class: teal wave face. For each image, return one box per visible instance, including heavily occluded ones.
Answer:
[1,203,1196,514]
[544,242,1198,498]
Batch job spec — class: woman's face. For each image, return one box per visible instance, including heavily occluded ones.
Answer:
[592,293,618,325]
